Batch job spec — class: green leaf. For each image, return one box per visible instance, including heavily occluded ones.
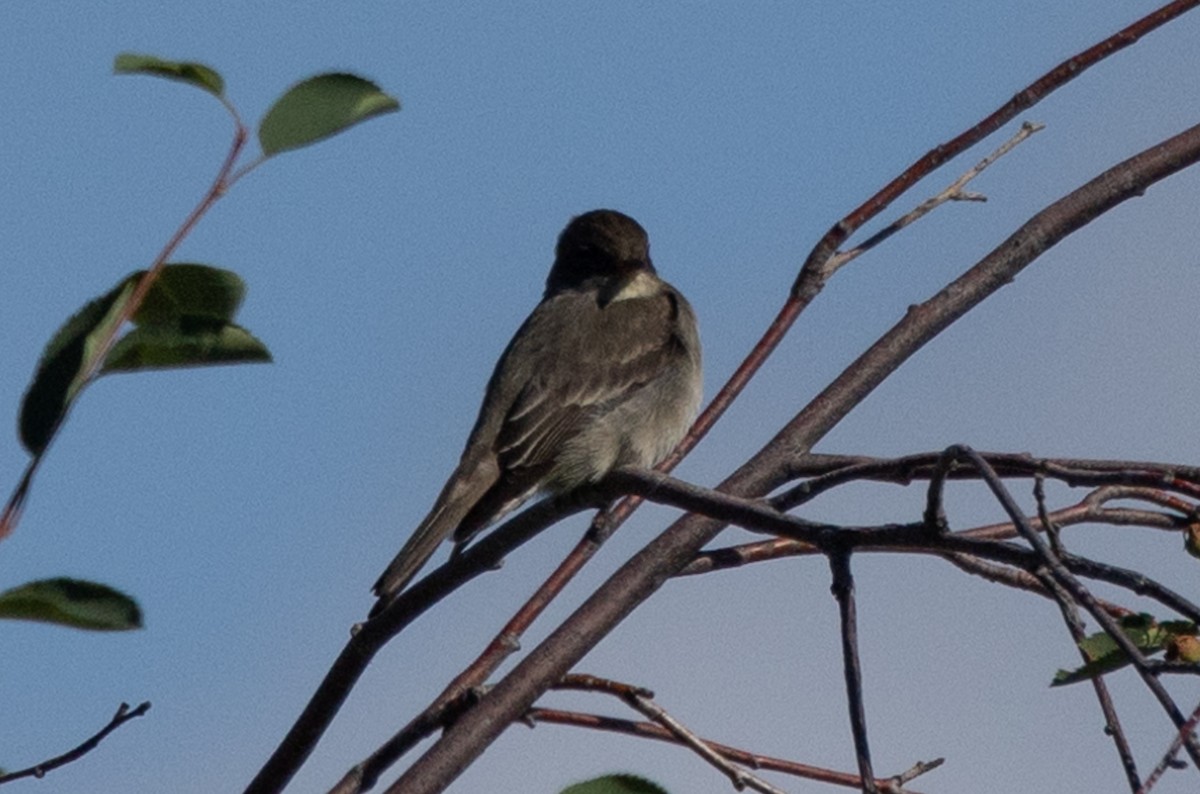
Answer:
[103,322,271,372]
[113,53,224,97]
[101,264,270,373]
[0,578,142,631]
[258,73,399,156]
[20,265,268,452]
[19,277,137,454]
[131,263,246,327]
[1051,614,1193,686]
[560,775,669,794]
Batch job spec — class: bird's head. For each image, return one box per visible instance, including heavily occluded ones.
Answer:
[546,209,659,305]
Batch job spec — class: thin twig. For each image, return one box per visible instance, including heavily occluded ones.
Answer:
[0,702,150,786]
[1043,575,1142,792]
[827,121,1044,273]
[624,691,785,794]
[951,446,1200,771]
[776,450,1200,511]
[796,0,1200,286]
[1137,699,1200,794]
[829,550,877,794]
[525,707,936,793]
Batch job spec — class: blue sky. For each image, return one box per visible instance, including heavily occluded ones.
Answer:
[3,3,1200,792]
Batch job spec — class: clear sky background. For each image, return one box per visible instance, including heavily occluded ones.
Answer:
[3,3,1200,793]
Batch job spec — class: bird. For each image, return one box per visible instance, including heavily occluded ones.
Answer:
[372,208,702,609]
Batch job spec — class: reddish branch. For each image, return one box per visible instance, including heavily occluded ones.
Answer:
[525,704,938,794]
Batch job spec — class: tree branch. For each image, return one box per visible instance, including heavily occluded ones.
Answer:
[829,550,877,793]
[0,702,150,787]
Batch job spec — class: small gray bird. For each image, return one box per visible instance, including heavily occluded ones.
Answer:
[372,209,702,606]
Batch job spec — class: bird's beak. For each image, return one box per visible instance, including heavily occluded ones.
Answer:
[598,258,658,307]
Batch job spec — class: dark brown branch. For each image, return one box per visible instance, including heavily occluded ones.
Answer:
[1045,575,1142,793]
[246,491,600,794]
[0,702,150,786]
[949,446,1200,771]
[829,550,877,793]
[605,467,1200,626]
[1035,477,1139,792]
[776,451,1200,511]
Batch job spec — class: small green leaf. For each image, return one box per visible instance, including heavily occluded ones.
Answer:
[258,73,398,156]
[0,578,142,631]
[561,775,669,794]
[100,264,270,373]
[114,53,224,97]
[19,277,136,454]
[1051,614,1191,686]
[132,264,246,327]
[103,322,271,372]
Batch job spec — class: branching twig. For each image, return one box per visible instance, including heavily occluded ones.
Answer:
[525,707,938,793]
[949,446,1200,771]
[826,121,1044,273]
[1137,699,1200,794]
[0,702,150,786]
[776,450,1200,512]
[1042,573,1142,792]
[572,675,787,794]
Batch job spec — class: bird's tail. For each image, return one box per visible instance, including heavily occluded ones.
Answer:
[370,495,468,617]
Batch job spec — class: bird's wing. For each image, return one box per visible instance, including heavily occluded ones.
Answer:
[494,287,687,476]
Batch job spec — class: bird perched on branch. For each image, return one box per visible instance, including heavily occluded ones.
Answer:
[372,209,702,611]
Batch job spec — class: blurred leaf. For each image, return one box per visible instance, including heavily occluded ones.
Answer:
[19,278,136,454]
[0,578,142,631]
[132,263,245,326]
[113,53,224,97]
[258,73,398,156]
[560,775,669,794]
[1167,635,1200,663]
[1160,620,1198,637]
[101,264,270,373]
[104,322,271,372]
[1051,614,1192,686]
[20,265,268,452]
[1185,521,1200,559]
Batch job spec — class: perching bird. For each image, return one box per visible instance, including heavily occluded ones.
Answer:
[372,209,702,608]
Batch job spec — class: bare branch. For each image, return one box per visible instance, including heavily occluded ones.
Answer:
[1137,699,1200,794]
[0,702,150,787]
[1040,566,1141,792]
[829,551,877,793]
[948,446,1200,771]
[776,450,1200,511]
[827,121,1044,274]
[525,707,937,793]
